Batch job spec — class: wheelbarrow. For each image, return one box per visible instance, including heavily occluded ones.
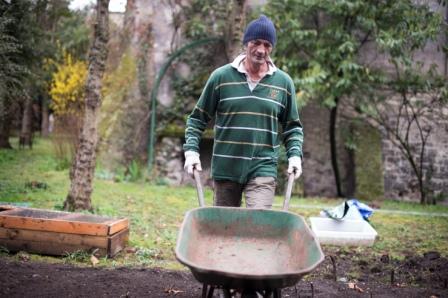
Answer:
[175,171,325,298]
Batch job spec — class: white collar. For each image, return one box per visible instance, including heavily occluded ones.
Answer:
[230,54,277,76]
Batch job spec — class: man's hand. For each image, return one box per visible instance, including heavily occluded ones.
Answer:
[184,151,202,176]
[287,156,302,179]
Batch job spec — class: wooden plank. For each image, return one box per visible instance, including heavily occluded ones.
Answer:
[107,218,129,235]
[107,228,129,257]
[0,239,107,256]
[0,216,109,236]
[0,227,108,248]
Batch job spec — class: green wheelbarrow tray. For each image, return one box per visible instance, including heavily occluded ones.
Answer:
[175,207,324,290]
[175,171,325,292]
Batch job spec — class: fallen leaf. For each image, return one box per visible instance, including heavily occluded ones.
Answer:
[18,252,30,262]
[126,247,137,254]
[354,284,364,293]
[347,282,364,293]
[164,286,184,295]
[90,255,99,266]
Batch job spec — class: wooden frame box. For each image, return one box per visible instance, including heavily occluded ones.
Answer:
[0,206,129,257]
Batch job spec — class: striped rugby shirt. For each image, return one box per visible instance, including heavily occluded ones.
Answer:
[184,55,304,183]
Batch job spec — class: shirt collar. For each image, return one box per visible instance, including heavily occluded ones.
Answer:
[231,54,277,75]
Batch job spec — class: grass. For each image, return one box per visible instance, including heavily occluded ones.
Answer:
[0,137,447,269]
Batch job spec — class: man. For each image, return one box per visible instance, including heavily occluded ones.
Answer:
[183,15,303,209]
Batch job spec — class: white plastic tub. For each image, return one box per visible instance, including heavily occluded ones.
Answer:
[309,217,378,246]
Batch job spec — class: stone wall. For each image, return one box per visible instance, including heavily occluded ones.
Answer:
[300,103,337,197]
[381,107,448,202]
[155,136,214,187]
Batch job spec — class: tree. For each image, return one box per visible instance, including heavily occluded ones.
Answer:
[0,16,22,148]
[54,9,90,61]
[350,65,447,204]
[43,7,90,137]
[12,0,51,148]
[64,0,110,211]
[347,4,448,203]
[0,1,31,148]
[1,0,73,147]
[166,0,247,127]
[224,0,247,60]
[33,0,72,137]
[266,0,445,200]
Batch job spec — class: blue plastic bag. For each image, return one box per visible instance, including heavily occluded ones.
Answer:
[347,199,374,220]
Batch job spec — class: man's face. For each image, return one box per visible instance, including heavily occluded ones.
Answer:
[245,39,273,66]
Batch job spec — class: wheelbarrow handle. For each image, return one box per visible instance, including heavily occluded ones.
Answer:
[193,168,205,207]
[282,173,295,211]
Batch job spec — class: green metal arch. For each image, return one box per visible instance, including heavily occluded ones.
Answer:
[147,37,223,173]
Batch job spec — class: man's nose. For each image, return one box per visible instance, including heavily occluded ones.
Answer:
[255,47,265,54]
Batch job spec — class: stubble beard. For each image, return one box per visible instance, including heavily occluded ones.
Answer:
[249,54,267,69]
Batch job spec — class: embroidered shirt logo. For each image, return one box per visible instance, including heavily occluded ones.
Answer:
[268,88,280,99]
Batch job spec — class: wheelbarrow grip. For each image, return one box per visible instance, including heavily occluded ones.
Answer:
[193,168,205,207]
[282,173,295,211]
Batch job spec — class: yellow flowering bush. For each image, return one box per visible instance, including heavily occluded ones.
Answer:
[49,53,87,115]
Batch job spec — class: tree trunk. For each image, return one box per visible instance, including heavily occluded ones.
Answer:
[64,0,109,212]
[19,96,33,149]
[41,96,49,137]
[329,98,343,197]
[0,99,12,149]
[344,145,356,197]
[225,0,246,61]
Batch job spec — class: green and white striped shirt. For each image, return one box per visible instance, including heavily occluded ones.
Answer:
[184,55,304,183]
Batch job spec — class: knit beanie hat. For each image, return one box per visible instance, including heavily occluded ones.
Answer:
[243,15,277,47]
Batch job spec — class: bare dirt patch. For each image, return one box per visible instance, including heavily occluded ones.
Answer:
[1,250,447,297]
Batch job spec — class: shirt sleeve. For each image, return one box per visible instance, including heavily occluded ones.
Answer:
[281,78,304,159]
[183,71,219,153]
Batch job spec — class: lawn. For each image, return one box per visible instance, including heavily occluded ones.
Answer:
[0,137,447,269]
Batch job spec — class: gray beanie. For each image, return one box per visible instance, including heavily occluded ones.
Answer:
[243,15,277,46]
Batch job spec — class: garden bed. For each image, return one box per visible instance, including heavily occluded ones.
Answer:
[1,248,447,297]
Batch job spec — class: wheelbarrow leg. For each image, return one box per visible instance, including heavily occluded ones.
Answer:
[202,284,208,298]
[273,288,281,298]
[202,284,216,298]
[207,286,215,298]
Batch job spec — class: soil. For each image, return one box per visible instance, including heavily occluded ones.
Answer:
[1,250,447,298]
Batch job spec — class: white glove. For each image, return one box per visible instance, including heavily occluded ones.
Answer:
[184,151,202,176]
[287,156,302,179]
